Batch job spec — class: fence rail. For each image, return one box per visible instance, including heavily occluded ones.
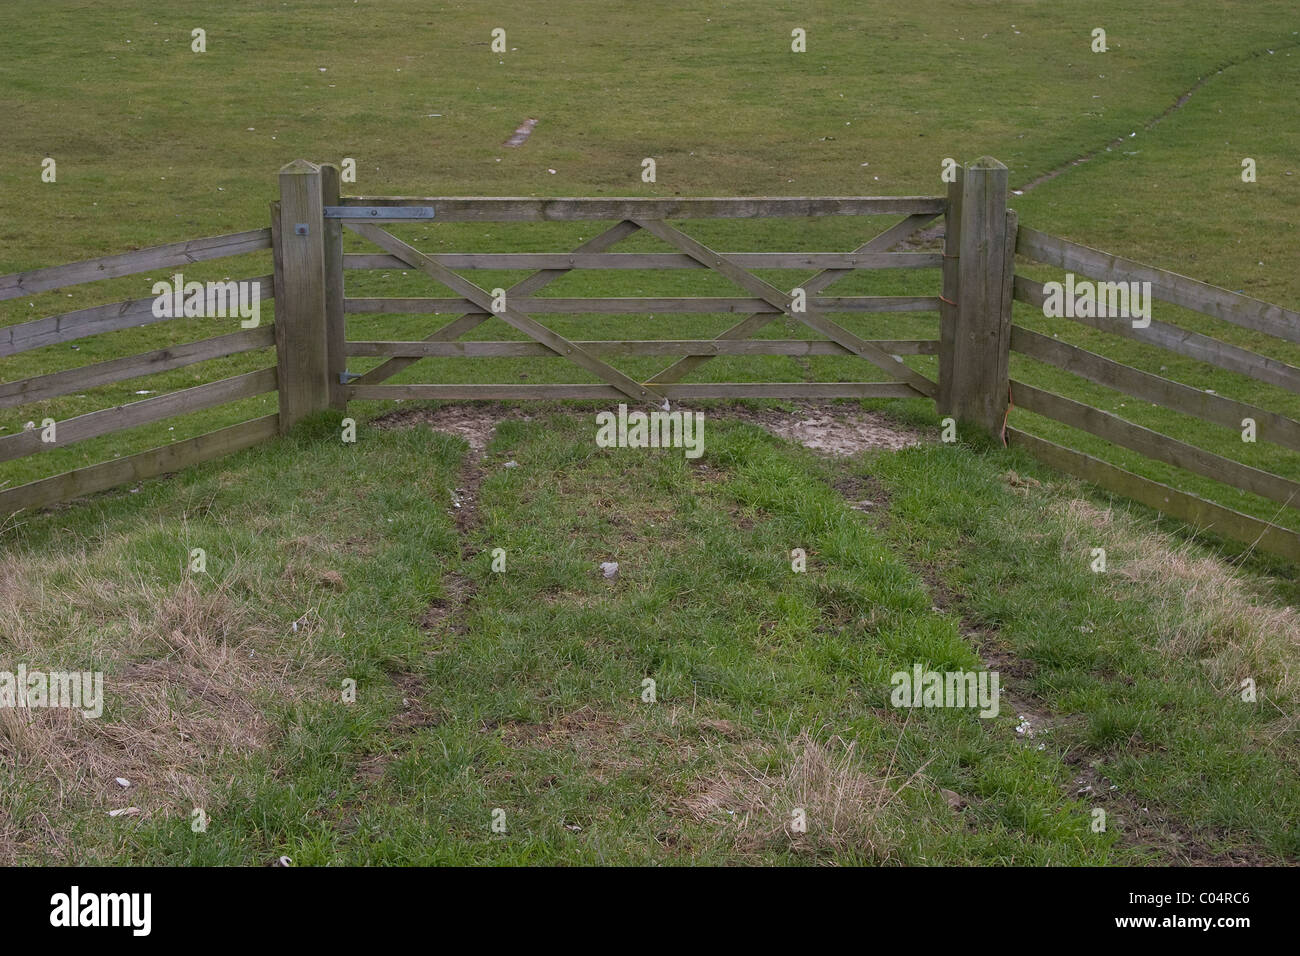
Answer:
[3,157,1298,565]
[1011,224,1300,561]
[1012,276,1300,393]
[1016,226,1300,345]
[344,253,943,270]
[0,229,278,515]
[332,196,946,220]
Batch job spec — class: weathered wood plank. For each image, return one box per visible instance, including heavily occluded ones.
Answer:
[347,222,660,403]
[0,229,272,302]
[273,161,332,432]
[939,158,1013,436]
[1005,426,1300,563]
[352,221,642,387]
[346,339,939,358]
[1012,380,1300,509]
[336,196,946,221]
[1017,226,1300,345]
[342,252,943,270]
[1009,326,1300,453]
[320,163,348,410]
[1014,277,1300,394]
[348,382,921,401]
[0,275,273,358]
[656,382,922,399]
[0,367,277,463]
[0,415,280,514]
[343,295,941,315]
[0,326,275,409]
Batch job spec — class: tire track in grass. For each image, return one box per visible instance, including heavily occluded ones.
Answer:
[350,405,517,788]
[861,446,1288,864]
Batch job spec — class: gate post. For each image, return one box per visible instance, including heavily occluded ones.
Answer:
[939,156,1017,440]
[271,159,335,433]
[319,162,348,412]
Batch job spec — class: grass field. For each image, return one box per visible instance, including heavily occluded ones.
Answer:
[1,1,1298,865]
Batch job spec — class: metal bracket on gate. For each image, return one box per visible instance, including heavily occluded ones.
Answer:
[323,206,436,221]
[339,370,363,384]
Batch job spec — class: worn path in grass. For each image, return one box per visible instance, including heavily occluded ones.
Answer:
[6,400,1294,864]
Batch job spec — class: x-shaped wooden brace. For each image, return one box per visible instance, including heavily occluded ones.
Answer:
[642,213,940,396]
[348,221,661,403]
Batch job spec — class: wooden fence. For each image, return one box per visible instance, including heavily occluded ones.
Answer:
[1,157,1297,563]
[1006,227,1300,562]
[0,229,278,513]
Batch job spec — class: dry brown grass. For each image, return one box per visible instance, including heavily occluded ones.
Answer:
[0,538,322,863]
[683,729,924,862]
[1053,496,1300,706]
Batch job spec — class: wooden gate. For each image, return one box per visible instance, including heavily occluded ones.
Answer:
[270,160,962,422]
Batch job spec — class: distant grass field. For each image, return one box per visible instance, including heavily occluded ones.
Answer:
[1,1,1298,865]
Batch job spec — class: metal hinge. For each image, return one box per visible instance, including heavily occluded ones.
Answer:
[339,371,363,384]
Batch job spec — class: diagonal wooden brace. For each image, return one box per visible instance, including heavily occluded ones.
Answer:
[353,220,641,386]
[635,218,936,398]
[648,213,938,384]
[349,222,661,403]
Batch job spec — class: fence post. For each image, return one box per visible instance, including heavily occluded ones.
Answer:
[939,156,1015,439]
[271,159,331,434]
[319,162,348,411]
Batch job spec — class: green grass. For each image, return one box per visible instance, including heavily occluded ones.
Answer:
[1,1,1298,865]
[3,407,1294,863]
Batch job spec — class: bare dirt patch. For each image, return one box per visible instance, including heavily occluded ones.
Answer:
[832,472,891,514]
[371,399,924,459]
[722,401,926,456]
[371,402,524,457]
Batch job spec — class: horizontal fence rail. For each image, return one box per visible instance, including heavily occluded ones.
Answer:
[0,326,276,409]
[334,196,946,221]
[1013,277,1300,394]
[343,296,943,315]
[0,367,277,464]
[346,339,939,358]
[0,229,281,514]
[1007,427,1300,563]
[1012,225,1300,559]
[0,229,271,302]
[344,252,943,270]
[347,383,922,401]
[0,274,274,358]
[1009,326,1300,453]
[1010,380,1300,510]
[0,416,279,514]
[1017,226,1300,345]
